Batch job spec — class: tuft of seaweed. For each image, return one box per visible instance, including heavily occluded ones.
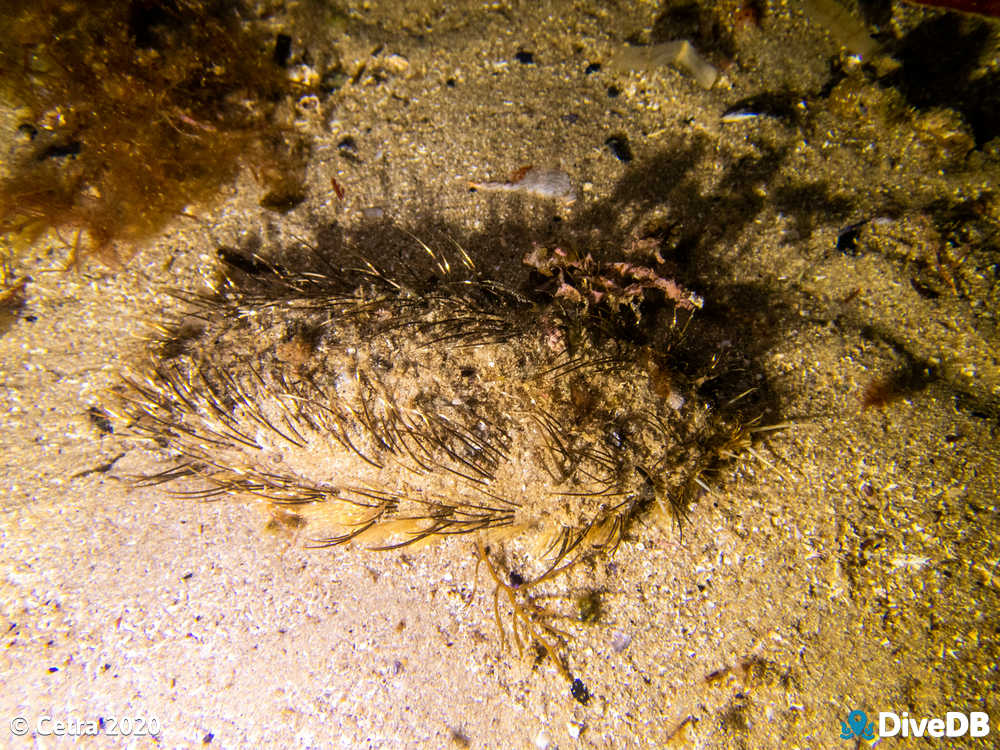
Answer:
[0,0,317,271]
[523,238,704,317]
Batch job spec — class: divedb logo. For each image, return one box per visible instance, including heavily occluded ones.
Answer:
[840,709,991,741]
[879,711,990,739]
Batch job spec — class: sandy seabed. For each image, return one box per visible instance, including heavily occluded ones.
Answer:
[2,1,998,747]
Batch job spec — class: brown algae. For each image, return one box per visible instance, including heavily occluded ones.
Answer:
[120,239,751,680]
[0,0,317,267]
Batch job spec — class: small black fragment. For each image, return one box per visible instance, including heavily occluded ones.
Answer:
[605,135,633,163]
[606,85,620,98]
[48,666,58,673]
[571,677,591,704]
[182,572,194,581]
[584,62,602,74]
[273,33,292,67]
[910,277,940,299]
[515,50,535,64]
[70,452,125,479]
[446,77,456,87]
[36,140,81,161]
[202,733,214,744]
[532,643,547,666]
[509,570,525,587]
[337,136,360,162]
[260,188,306,213]
[24,315,37,323]
[87,406,114,436]
[837,222,866,256]
[721,93,800,125]
[218,247,273,277]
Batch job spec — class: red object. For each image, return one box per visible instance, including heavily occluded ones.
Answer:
[903,0,1000,16]
[508,165,533,184]
[330,177,345,200]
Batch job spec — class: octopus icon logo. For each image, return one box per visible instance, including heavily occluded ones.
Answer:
[841,710,877,741]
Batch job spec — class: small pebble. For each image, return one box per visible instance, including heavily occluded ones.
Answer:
[273,33,292,67]
[337,136,360,161]
[605,135,633,162]
[837,222,865,256]
[515,50,535,64]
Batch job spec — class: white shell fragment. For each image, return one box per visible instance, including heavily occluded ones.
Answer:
[611,40,718,90]
[469,166,577,203]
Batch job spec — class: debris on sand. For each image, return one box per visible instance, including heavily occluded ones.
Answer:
[801,0,881,60]
[469,166,577,203]
[523,244,704,314]
[610,40,718,90]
